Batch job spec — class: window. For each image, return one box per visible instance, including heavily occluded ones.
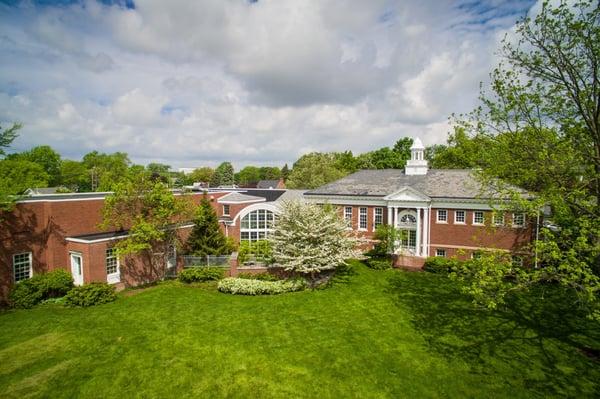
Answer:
[455,210,466,224]
[512,213,525,228]
[512,256,524,267]
[223,205,230,216]
[435,249,446,257]
[359,207,368,230]
[493,212,505,226]
[374,207,383,229]
[240,209,277,243]
[13,252,32,282]
[473,211,485,225]
[106,248,118,275]
[436,209,448,223]
[344,207,353,224]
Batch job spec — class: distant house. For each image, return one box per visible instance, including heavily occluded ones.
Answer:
[257,179,285,189]
[24,187,69,195]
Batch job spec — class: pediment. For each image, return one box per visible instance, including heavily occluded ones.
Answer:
[383,186,430,202]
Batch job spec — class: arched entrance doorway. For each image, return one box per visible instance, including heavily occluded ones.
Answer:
[396,210,417,254]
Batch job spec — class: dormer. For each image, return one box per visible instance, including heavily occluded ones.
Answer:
[405,137,428,175]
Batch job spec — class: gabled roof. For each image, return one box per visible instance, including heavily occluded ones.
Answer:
[217,192,266,204]
[305,169,529,200]
[25,187,66,195]
[257,179,281,189]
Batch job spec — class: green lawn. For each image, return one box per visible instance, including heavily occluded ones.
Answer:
[0,262,598,398]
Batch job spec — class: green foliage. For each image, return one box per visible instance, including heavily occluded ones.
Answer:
[178,267,224,283]
[259,166,281,180]
[286,152,348,189]
[237,240,273,265]
[236,166,261,186]
[0,159,49,210]
[188,167,214,185]
[217,277,306,295]
[237,272,279,281]
[8,145,62,186]
[280,163,290,181]
[83,151,131,191]
[423,257,462,274]
[59,160,89,191]
[370,225,399,257]
[365,257,392,270]
[0,123,21,157]
[187,196,234,256]
[63,283,117,307]
[9,269,74,309]
[211,162,234,187]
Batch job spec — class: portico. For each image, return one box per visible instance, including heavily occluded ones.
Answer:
[384,187,431,257]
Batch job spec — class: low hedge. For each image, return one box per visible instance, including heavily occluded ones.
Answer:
[423,257,461,274]
[365,257,392,270]
[218,277,306,295]
[179,267,225,283]
[64,283,117,307]
[237,272,279,281]
[10,269,74,309]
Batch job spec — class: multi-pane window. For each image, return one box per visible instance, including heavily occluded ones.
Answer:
[455,210,466,224]
[13,252,32,282]
[106,248,118,275]
[493,212,505,226]
[473,211,485,225]
[435,249,446,257]
[512,213,525,228]
[240,209,276,243]
[223,205,230,216]
[374,207,383,229]
[344,207,353,224]
[437,209,447,223]
[359,207,368,230]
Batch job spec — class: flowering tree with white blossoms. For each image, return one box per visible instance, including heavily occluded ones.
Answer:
[269,200,361,280]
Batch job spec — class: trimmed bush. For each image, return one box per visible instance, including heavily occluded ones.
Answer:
[218,277,306,295]
[179,267,224,283]
[237,272,279,281]
[10,269,74,309]
[423,257,461,274]
[366,257,392,270]
[64,283,117,307]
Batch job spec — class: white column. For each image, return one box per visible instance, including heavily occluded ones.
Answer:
[387,206,392,226]
[422,208,429,257]
[415,207,421,256]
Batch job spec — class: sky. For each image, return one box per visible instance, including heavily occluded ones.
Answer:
[0,0,538,169]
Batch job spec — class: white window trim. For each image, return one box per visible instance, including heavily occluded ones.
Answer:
[344,206,353,230]
[106,248,121,284]
[435,249,446,257]
[473,211,485,225]
[493,212,505,227]
[436,209,448,223]
[13,252,33,282]
[512,213,526,228]
[454,210,466,224]
[222,204,230,216]
[373,207,383,231]
[358,207,368,231]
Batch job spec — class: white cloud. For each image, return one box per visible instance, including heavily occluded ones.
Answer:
[0,0,536,168]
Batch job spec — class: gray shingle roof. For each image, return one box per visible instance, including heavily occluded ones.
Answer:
[305,169,528,199]
[275,189,306,202]
[257,179,281,189]
[218,192,266,203]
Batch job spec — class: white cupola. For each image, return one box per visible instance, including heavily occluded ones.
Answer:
[405,137,428,175]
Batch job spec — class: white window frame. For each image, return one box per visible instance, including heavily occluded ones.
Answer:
[373,207,383,230]
[454,210,466,224]
[435,248,446,257]
[106,248,120,284]
[344,206,353,226]
[512,213,525,228]
[222,204,230,216]
[493,212,505,227]
[436,209,448,223]
[240,209,276,243]
[473,211,485,225]
[13,252,33,282]
[359,207,368,231]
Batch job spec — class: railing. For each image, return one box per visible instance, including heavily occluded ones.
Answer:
[182,255,231,268]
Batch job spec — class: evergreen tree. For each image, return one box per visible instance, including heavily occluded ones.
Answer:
[187,196,234,256]
[281,163,290,181]
[211,162,235,187]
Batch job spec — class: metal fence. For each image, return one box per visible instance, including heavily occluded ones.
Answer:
[182,255,231,268]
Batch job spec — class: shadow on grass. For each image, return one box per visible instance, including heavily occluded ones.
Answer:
[387,271,600,395]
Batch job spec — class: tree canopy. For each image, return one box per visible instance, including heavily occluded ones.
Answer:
[186,196,234,256]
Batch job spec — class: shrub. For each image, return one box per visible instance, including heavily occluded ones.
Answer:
[179,267,225,283]
[423,257,461,274]
[64,283,117,307]
[366,257,392,270]
[218,277,306,295]
[237,272,279,281]
[10,269,74,309]
[238,240,274,265]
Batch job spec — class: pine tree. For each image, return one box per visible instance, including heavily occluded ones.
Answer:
[281,163,290,182]
[211,162,235,187]
[187,196,234,256]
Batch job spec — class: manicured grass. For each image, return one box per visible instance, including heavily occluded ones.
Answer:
[0,262,598,398]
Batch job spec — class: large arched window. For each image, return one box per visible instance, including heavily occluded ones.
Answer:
[240,209,277,242]
[396,210,417,253]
